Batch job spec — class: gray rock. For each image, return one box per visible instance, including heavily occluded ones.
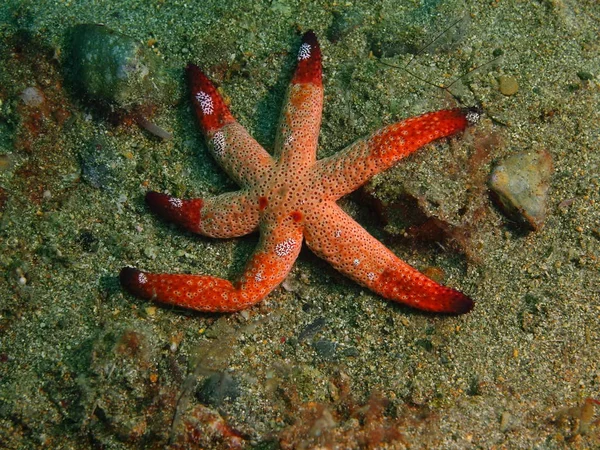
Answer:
[489,149,553,230]
[197,372,240,406]
[313,339,337,359]
[79,136,129,192]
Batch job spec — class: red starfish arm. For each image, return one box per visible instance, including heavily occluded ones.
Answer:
[120,221,303,312]
[304,202,474,314]
[315,108,480,200]
[187,64,274,187]
[274,31,323,167]
[145,190,259,238]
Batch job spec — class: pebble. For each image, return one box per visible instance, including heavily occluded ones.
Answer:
[499,411,513,432]
[576,71,593,81]
[20,87,45,107]
[298,317,326,342]
[197,372,240,406]
[79,136,129,192]
[499,75,519,96]
[313,339,337,359]
[489,149,553,230]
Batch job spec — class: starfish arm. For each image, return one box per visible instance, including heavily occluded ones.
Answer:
[120,220,303,312]
[187,64,274,186]
[145,190,259,238]
[315,108,479,200]
[304,202,474,314]
[274,31,323,168]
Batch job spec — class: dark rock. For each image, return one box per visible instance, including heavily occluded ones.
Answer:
[197,372,240,406]
[298,317,327,342]
[77,229,100,253]
[313,339,337,359]
[341,346,359,357]
[79,136,129,192]
[576,71,594,81]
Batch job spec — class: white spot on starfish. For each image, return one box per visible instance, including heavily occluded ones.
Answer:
[334,230,342,238]
[212,131,226,157]
[195,91,214,115]
[285,133,294,146]
[169,197,183,208]
[138,272,148,284]
[255,271,264,282]
[275,238,297,257]
[353,258,360,266]
[298,43,311,60]
[367,272,376,281]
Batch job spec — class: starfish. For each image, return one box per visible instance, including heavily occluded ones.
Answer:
[120,31,477,314]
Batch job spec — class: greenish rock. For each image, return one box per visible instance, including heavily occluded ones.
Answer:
[65,24,173,110]
[489,149,553,231]
[313,339,337,359]
[576,71,594,81]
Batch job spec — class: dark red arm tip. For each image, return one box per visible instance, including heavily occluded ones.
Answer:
[292,30,322,85]
[120,267,151,299]
[186,63,234,133]
[145,191,203,233]
[447,292,475,315]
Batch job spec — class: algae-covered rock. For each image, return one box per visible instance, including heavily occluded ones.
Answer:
[65,24,173,110]
[489,149,553,230]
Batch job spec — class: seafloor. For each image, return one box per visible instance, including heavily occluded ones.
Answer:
[0,0,598,448]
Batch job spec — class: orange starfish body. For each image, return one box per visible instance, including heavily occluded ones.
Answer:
[120,31,477,314]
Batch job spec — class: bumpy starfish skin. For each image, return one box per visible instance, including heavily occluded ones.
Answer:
[120,31,477,314]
